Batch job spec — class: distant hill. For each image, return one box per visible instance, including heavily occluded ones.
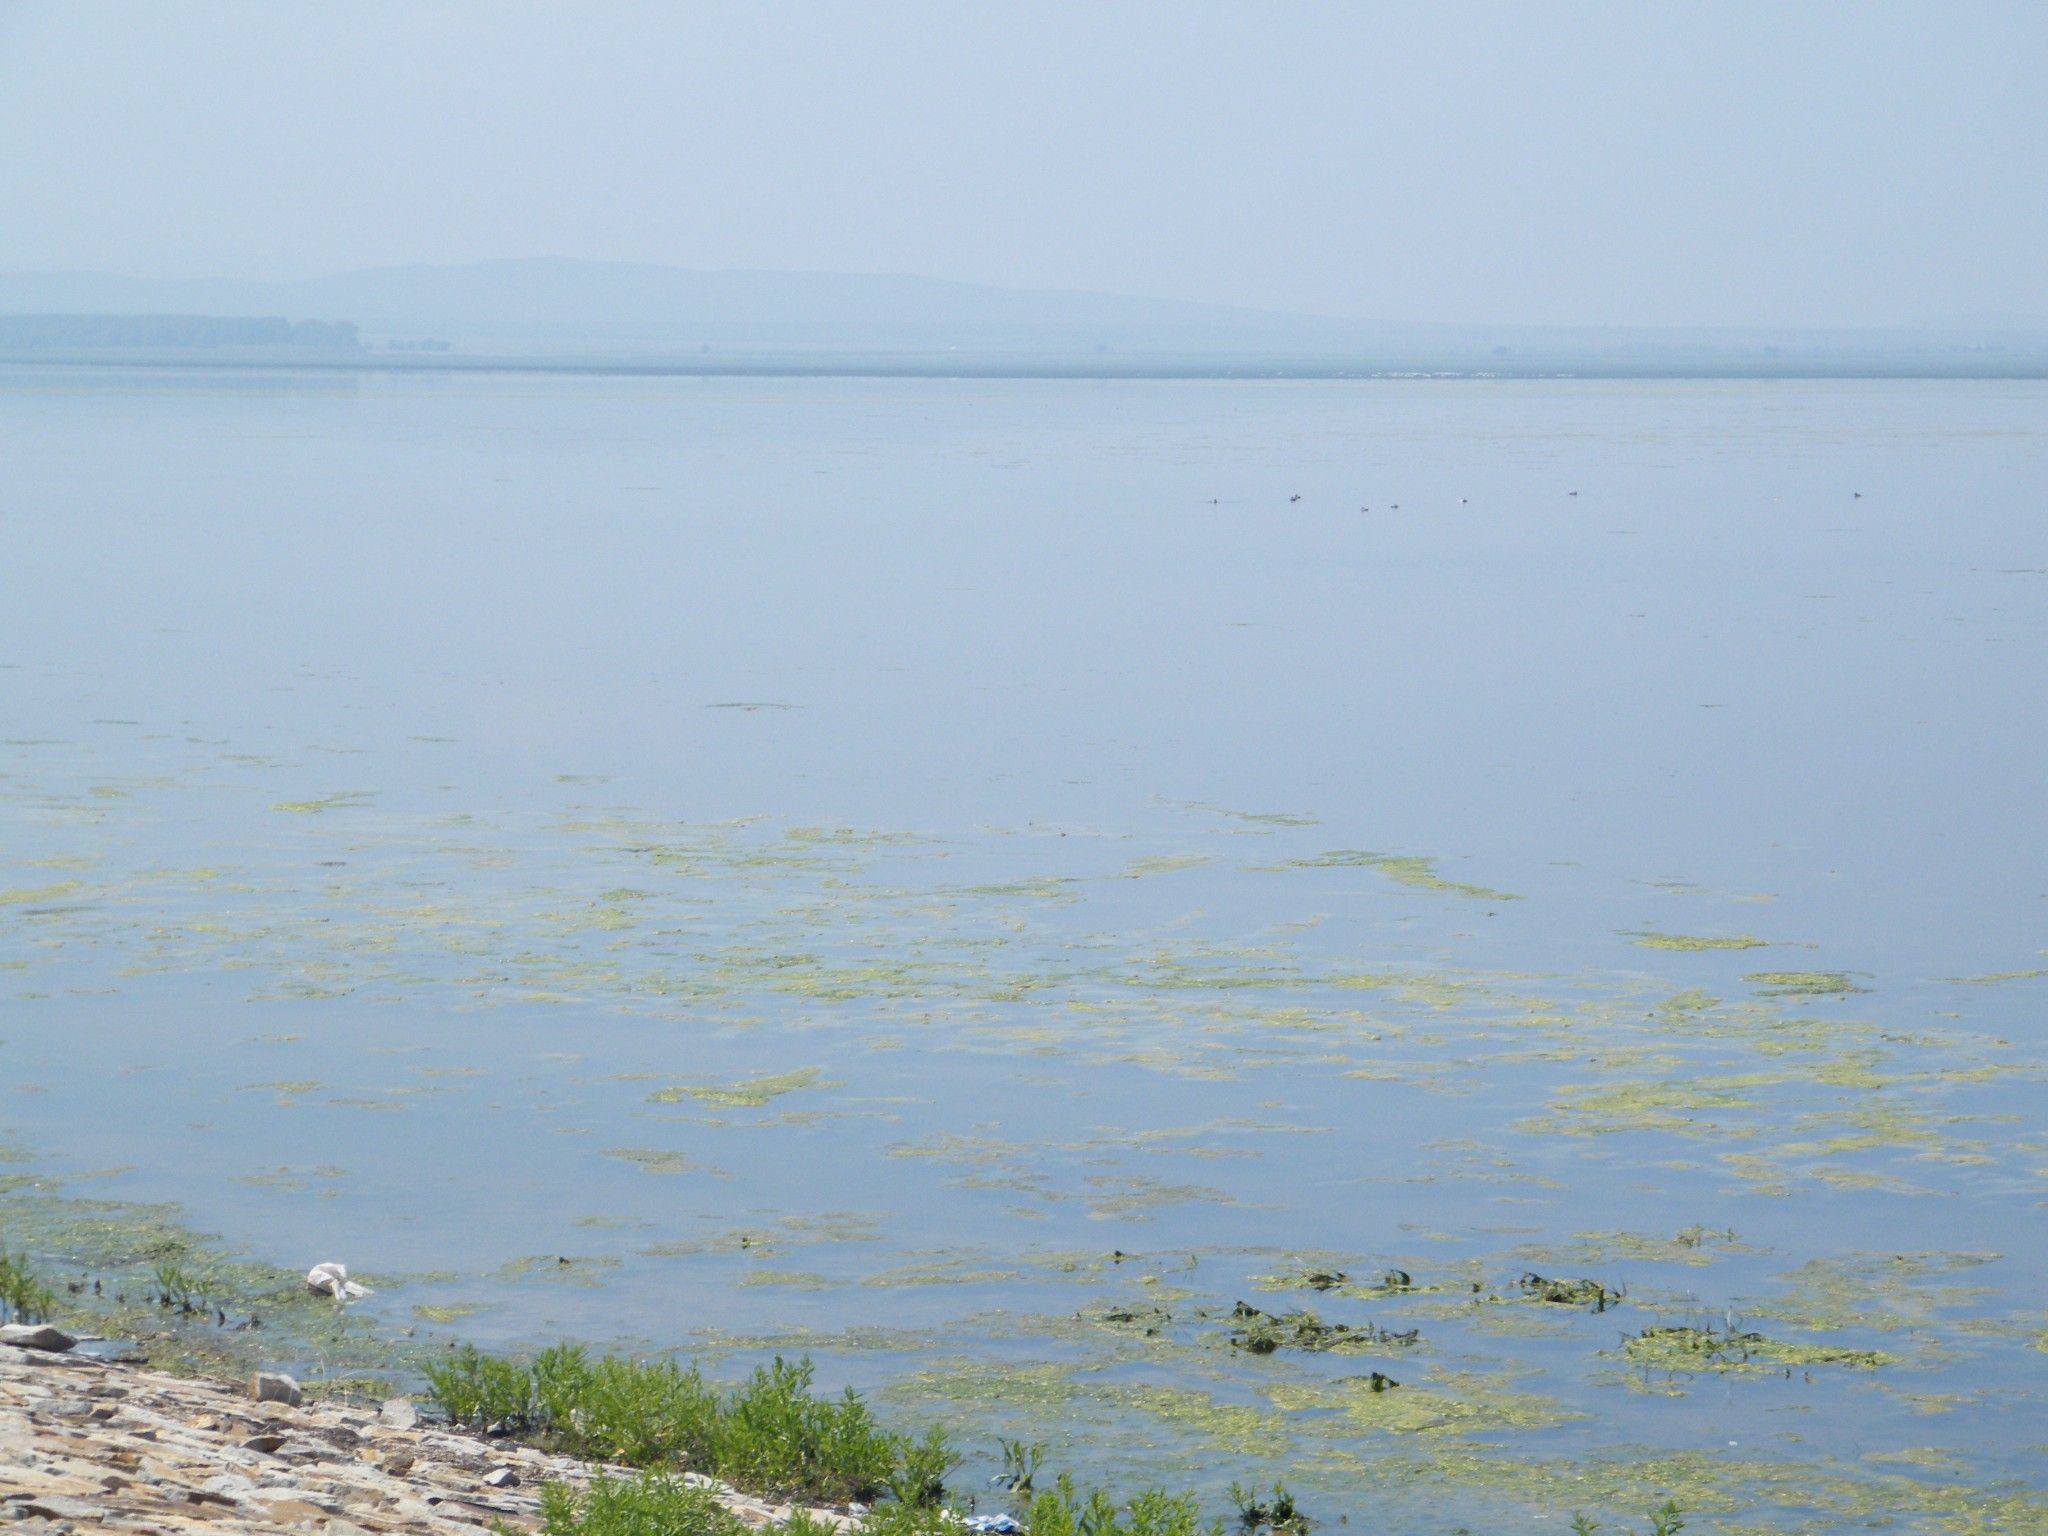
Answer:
[1,261,2043,376]
[0,314,359,351]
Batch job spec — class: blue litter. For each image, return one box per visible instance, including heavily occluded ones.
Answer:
[965,1517,1021,1534]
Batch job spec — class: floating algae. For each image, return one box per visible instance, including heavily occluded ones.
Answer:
[885,1360,1292,1461]
[6,766,2048,1529]
[647,1067,841,1108]
[1627,932,1771,952]
[600,1148,723,1176]
[1267,850,1518,902]
[269,791,375,814]
[1264,1369,1581,1438]
[493,1254,622,1284]
[413,1302,482,1323]
[0,880,87,906]
[1618,1323,1897,1375]
[1551,1228,1750,1268]
[1744,971,1869,997]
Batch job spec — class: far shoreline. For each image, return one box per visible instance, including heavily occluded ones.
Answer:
[6,350,2048,383]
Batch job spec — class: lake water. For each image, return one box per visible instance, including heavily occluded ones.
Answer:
[2,368,2045,1531]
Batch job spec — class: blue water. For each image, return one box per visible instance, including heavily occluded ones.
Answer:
[2,368,2044,1530]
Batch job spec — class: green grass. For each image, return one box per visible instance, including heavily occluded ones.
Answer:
[536,1474,750,1536]
[1016,1475,1222,1536]
[424,1345,921,1506]
[532,1467,1227,1536]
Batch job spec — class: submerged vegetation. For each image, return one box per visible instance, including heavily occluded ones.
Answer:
[5,774,2046,1533]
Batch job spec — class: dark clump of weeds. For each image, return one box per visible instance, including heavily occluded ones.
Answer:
[1226,1301,1418,1356]
[1519,1272,1623,1311]
[151,1260,207,1315]
[1572,1502,1685,1536]
[1230,1480,1310,1534]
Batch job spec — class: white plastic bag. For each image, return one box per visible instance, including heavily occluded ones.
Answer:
[306,1261,372,1300]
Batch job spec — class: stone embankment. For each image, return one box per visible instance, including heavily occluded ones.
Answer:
[0,1330,850,1534]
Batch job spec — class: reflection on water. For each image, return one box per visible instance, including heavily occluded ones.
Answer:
[2,369,2045,1530]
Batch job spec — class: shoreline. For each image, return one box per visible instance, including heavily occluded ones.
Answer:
[0,1334,853,1533]
[6,352,2048,382]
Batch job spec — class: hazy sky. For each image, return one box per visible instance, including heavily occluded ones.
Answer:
[2,1,2043,327]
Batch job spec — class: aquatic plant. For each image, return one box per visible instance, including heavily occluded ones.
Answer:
[1228,1480,1308,1534]
[1225,1301,1417,1355]
[996,1436,1047,1495]
[1517,1272,1621,1311]
[152,1260,202,1313]
[0,1251,56,1324]
[1569,1505,1686,1536]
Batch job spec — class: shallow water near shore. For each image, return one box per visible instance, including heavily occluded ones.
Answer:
[3,368,2046,1530]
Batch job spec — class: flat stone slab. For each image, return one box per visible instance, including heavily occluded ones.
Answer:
[0,1324,77,1353]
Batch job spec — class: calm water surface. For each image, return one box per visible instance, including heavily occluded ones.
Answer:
[2,370,2044,1531]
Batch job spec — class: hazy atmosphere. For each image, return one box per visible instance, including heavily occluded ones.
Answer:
[4,9,2047,1536]
[3,1,2046,329]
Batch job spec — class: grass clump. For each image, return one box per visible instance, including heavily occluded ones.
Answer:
[714,1356,901,1504]
[0,1252,56,1324]
[537,1473,749,1536]
[425,1345,932,1507]
[422,1343,539,1430]
[1019,1474,1223,1536]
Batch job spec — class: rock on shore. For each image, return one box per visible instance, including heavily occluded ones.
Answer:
[0,1340,852,1533]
